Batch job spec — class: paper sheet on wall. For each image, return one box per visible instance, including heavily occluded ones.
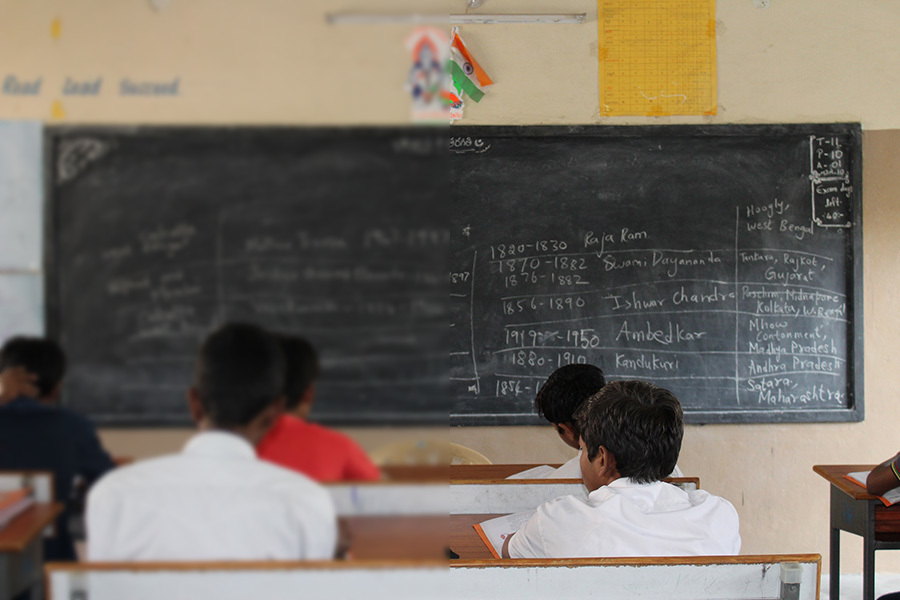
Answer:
[0,121,43,271]
[598,0,717,116]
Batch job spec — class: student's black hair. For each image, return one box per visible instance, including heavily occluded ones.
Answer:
[0,336,67,398]
[534,364,606,426]
[279,335,319,411]
[194,323,285,428]
[575,380,683,484]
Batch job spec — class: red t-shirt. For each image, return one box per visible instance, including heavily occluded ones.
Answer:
[257,414,381,482]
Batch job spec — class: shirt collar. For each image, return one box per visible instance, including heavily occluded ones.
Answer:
[588,477,655,499]
[607,477,646,489]
[182,431,257,460]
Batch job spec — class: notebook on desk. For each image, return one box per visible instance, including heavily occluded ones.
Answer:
[844,471,900,506]
[473,511,535,558]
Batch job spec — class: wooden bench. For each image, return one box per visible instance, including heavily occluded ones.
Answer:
[328,479,696,516]
[329,480,702,559]
[1,503,62,600]
[46,554,821,600]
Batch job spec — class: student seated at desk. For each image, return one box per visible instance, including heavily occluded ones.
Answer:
[87,323,337,561]
[257,335,379,482]
[503,380,740,559]
[868,457,900,600]
[509,364,682,479]
[0,336,115,561]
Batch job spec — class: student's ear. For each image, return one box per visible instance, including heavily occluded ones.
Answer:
[555,422,581,450]
[296,385,315,420]
[187,388,206,426]
[593,446,620,485]
[302,384,315,406]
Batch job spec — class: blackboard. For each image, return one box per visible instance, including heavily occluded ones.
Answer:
[46,124,863,427]
[46,128,449,426]
[449,124,863,425]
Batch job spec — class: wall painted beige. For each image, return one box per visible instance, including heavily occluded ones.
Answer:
[3,0,900,573]
[0,0,898,127]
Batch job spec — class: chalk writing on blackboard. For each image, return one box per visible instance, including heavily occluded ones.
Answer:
[809,135,852,228]
[57,138,112,184]
[450,125,862,425]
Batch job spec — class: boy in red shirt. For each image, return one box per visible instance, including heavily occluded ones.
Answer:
[257,336,380,482]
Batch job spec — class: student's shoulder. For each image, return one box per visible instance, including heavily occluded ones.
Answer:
[687,488,739,516]
[536,490,591,520]
[252,456,333,498]
[55,405,101,432]
[88,454,181,497]
[253,461,336,518]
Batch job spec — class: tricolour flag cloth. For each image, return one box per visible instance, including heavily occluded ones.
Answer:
[447,27,493,103]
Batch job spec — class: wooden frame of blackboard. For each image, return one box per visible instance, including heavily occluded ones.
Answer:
[449,123,863,425]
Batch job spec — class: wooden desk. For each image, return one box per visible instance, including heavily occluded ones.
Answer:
[345,516,447,560]
[381,465,451,482]
[813,464,900,600]
[450,514,498,560]
[385,464,700,490]
[451,464,561,480]
[0,503,63,600]
[381,464,555,481]
[46,555,822,600]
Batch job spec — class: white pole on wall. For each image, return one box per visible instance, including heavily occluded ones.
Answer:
[326,13,587,25]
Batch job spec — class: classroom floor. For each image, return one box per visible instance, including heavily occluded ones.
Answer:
[822,573,900,599]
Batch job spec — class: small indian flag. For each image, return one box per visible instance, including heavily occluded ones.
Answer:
[447,27,493,103]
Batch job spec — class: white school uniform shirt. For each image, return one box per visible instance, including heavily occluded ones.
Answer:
[87,431,337,561]
[508,478,740,559]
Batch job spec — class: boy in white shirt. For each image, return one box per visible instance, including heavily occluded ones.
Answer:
[504,380,740,559]
[508,364,606,479]
[87,323,337,561]
[509,365,682,480]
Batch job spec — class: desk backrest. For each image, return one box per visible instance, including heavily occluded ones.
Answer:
[46,554,821,600]
[0,470,55,537]
[329,479,698,516]
[327,483,449,516]
[0,470,54,503]
[327,481,583,516]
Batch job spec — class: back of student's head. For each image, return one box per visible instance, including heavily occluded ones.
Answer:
[534,364,606,425]
[575,380,683,484]
[0,336,66,398]
[279,335,319,410]
[194,323,285,427]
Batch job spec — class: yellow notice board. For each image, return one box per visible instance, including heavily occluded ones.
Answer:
[598,0,717,116]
